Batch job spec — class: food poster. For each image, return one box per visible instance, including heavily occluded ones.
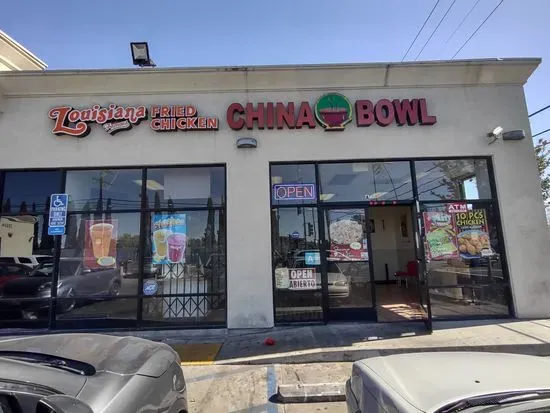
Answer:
[328,214,368,261]
[84,219,118,269]
[152,214,187,264]
[455,209,491,259]
[422,212,458,261]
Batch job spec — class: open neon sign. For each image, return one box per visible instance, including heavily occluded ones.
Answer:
[273,184,316,201]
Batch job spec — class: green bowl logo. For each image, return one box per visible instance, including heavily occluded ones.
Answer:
[314,93,353,131]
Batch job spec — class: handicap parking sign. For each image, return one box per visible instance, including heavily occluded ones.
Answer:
[305,252,320,266]
[48,193,69,235]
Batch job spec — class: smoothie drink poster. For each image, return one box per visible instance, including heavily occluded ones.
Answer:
[422,211,458,261]
[455,209,490,259]
[84,220,118,269]
[152,214,187,264]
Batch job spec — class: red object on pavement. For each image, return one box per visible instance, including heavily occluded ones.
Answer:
[264,337,275,346]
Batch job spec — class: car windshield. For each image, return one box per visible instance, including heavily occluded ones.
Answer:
[31,261,80,278]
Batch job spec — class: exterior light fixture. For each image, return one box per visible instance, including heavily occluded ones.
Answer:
[486,126,526,144]
[502,130,526,141]
[236,137,257,148]
[130,42,156,67]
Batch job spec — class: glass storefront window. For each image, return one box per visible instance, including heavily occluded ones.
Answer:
[2,171,62,214]
[415,159,492,201]
[421,202,511,318]
[146,167,225,209]
[141,209,225,324]
[65,169,142,211]
[319,161,413,203]
[271,164,317,205]
[272,207,323,322]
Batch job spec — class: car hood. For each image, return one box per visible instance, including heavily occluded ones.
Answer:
[356,352,550,412]
[0,334,178,377]
[0,357,86,396]
[1,276,49,296]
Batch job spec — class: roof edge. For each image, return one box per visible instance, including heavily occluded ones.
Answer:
[0,30,47,70]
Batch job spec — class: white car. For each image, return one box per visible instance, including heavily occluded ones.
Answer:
[346,352,550,413]
[0,255,51,268]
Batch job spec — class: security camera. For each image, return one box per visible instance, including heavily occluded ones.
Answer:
[486,126,504,144]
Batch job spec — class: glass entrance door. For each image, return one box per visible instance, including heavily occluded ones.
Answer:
[413,201,433,332]
[321,208,376,321]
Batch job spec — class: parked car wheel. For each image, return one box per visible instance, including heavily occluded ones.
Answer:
[109,281,121,296]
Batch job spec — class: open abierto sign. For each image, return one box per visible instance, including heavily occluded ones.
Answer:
[289,268,316,290]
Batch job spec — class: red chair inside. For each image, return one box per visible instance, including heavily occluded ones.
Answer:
[396,260,418,277]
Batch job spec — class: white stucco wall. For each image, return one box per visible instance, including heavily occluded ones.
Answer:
[0,62,548,326]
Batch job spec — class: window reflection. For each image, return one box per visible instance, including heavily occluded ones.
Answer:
[415,159,492,201]
[65,169,142,211]
[2,171,62,214]
[146,167,225,208]
[319,162,413,202]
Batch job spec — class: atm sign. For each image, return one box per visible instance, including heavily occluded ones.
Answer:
[273,184,316,201]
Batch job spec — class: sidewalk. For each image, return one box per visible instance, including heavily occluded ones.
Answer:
[112,318,550,364]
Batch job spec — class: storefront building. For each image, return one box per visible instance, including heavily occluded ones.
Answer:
[0,58,549,331]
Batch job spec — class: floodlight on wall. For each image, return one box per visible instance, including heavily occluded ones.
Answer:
[236,137,257,148]
[502,130,526,141]
[130,42,156,67]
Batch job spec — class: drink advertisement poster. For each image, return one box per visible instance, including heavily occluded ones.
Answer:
[84,220,118,269]
[152,214,187,264]
[422,212,458,261]
[455,210,491,259]
[328,218,368,261]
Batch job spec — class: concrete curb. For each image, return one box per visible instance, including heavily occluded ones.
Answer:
[216,343,550,365]
[277,383,346,403]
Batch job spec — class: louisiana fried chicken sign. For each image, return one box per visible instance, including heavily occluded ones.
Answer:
[48,104,219,137]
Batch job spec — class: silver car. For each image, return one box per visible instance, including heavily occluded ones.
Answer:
[346,352,550,413]
[0,334,187,413]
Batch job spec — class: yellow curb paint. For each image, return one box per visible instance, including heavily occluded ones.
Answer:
[170,343,222,364]
[181,361,215,366]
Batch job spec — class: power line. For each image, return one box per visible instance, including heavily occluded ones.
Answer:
[533,128,550,138]
[530,105,550,118]
[437,0,482,57]
[401,0,441,62]
[451,0,505,59]
[414,0,458,61]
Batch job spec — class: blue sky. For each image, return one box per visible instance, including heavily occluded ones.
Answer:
[1,0,549,140]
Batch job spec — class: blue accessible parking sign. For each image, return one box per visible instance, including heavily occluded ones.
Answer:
[48,193,69,236]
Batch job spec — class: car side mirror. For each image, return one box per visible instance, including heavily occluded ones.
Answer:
[36,395,93,413]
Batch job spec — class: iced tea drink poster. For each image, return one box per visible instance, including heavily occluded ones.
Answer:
[455,209,490,259]
[84,220,118,269]
[152,214,187,264]
[422,211,458,261]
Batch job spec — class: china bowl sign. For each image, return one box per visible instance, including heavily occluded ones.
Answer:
[48,104,218,137]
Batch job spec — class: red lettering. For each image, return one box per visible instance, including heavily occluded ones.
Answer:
[355,100,375,127]
[295,102,316,129]
[174,105,185,117]
[227,103,245,130]
[186,105,197,117]
[287,186,296,197]
[49,106,89,137]
[198,117,206,129]
[295,187,304,198]
[393,99,419,126]
[151,106,160,117]
[150,118,161,131]
[375,99,394,127]
[246,103,264,130]
[276,102,295,129]
[266,102,274,129]
[207,118,219,129]
[160,106,170,117]
[176,118,186,130]
[419,98,437,125]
